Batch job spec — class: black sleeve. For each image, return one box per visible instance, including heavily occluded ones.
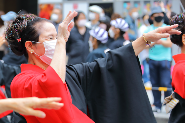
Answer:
[68,43,156,123]
[0,61,21,98]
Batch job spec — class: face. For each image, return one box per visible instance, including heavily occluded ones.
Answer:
[52,9,62,23]
[110,26,119,35]
[76,13,86,26]
[151,13,164,20]
[26,21,57,64]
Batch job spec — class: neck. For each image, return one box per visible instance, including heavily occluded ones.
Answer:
[77,26,86,30]
[153,21,163,27]
[114,34,120,40]
[92,19,98,25]
[28,54,48,70]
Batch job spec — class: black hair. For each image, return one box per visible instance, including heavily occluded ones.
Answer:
[170,13,185,47]
[5,14,50,58]
[74,12,85,26]
[120,30,125,36]
[0,18,3,28]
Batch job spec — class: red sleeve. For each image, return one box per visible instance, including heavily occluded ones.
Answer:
[14,66,94,123]
[172,63,185,99]
[0,90,13,118]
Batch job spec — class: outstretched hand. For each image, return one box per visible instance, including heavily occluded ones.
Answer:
[144,24,181,43]
[58,11,78,42]
[4,97,63,118]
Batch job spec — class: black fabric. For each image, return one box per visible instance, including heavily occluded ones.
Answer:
[169,92,185,123]
[12,43,156,123]
[11,112,26,123]
[0,61,21,98]
[2,49,27,66]
[66,26,90,65]
[0,116,10,123]
[109,36,126,50]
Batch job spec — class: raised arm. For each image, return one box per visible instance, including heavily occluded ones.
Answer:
[50,11,77,82]
[132,24,181,56]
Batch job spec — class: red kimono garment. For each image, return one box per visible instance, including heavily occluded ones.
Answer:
[10,64,94,123]
[0,89,13,118]
[172,53,185,99]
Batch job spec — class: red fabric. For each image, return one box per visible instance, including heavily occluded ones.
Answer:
[172,53,185,99]
[0,86,5,90]
[0,89,13,118]
[11,64,94,123]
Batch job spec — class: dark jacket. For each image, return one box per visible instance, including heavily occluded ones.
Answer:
[109,36,126,50]
[66,26,90,65]
[86,45,108,62]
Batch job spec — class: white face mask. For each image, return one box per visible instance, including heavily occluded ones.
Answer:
[34,39,57,65]
[89,12,96,21]
[108,29,115,38]
[78,19,87,27]
[100,13,105,18]
[132,12,139,20]
[50,14,58,22]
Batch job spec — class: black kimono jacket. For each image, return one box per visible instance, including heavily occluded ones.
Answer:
[66,26,90,65]
[10,43,156,123]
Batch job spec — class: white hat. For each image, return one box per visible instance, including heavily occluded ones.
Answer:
[89,27,108,44]
[110,18,129,32]
[89,5,102,14]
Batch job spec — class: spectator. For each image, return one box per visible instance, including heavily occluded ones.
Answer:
[125,7,139,41]
[86,27,109,62]
[108,18,129,50]
[86,5,103,29]
[145,6,172,112]
[111,13,121,20]
[50,5,63,33]
[1,11,27,66]
[138,14,150,84]
[66,12,90,65]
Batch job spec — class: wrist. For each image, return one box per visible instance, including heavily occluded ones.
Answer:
[0,99,11,113]
[143,34,151,46]
[57,37,66,46]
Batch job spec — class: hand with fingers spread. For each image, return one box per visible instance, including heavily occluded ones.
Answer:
[0,97,63,118]
[57,11,78,43]
[132,24,181,56]
[144,24,181,43]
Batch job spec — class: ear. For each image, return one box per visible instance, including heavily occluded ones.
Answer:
[182,34,185,45]
[25,41,34,54]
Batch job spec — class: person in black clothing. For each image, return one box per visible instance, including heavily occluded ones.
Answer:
[2,11,181,123]
[86,27,109,62]
[108,18,130,50]
[66,12,90,65]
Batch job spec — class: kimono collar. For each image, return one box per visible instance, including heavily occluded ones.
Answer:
[21,64,45,73]
[173,53,185,63]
